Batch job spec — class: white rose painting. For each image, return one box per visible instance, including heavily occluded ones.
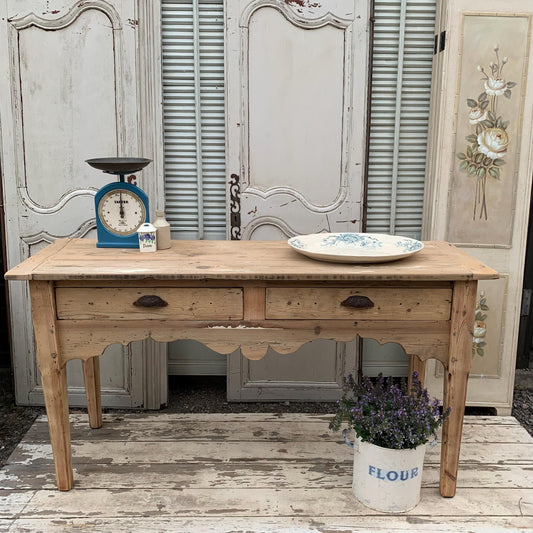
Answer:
[456,45,515,221]
[447,15,529,246]
[473,291,489,357]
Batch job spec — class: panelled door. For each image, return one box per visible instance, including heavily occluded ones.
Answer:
[225,0,370,400]
[423,0,533,413]
[0,0,162,407]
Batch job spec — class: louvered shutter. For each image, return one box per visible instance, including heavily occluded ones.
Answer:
[162,0,435,242]
[366,0,436,238]
[161,0,226,239]
[160,0,437,379]
[363,0,436,376]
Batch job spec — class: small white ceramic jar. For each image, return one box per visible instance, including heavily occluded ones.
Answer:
[153,210,171,250]
[137,223,157,252]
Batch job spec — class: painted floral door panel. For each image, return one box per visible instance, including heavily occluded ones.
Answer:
[448,15,530,245]
[424,0,533,413]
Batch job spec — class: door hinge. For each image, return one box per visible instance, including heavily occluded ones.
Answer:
[521,288,532,317]
[434,30,446,54]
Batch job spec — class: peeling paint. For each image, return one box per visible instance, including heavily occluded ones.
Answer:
[284,0,321,9]
[207,324,269,330]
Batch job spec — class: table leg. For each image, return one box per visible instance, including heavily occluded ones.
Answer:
[82,357,103,429]
[30,281,74,490]
[40,366,74,490]
[408,355,426,388]
[440,280,477,498]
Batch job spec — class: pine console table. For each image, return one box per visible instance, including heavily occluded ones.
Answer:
[5,238,498,496]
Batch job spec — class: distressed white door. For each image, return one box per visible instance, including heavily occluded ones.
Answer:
[0,0,163,407]
[423,0,533,414]
[225,0,370,400]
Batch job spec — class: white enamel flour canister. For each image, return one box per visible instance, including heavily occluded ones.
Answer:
[348,433,427,513]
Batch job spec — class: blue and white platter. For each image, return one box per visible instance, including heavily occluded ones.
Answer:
[287,233,424,264]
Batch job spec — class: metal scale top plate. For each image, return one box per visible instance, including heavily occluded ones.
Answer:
[86,157,151,175]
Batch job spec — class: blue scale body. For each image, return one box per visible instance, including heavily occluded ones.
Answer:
[95,181,149,248]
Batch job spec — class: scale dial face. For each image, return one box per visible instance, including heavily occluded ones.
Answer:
[97,189,146,236]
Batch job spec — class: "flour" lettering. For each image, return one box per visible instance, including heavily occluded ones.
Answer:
[368,465,419,481]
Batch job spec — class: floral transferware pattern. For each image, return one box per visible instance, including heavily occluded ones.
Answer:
[290,238,305,249]
[322,233,383,249]
[457,45,516,220]
[287,233,423,263]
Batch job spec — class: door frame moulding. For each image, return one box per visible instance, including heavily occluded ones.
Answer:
[136,0,168,408]
[237,1,355,214]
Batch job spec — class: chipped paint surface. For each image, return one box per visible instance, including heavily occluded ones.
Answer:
[207,324,270,330]
[224,0,369,401]
[2,0,150,408]
[1,414,532,530]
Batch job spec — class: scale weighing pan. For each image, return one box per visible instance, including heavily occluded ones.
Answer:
[86,157,152,175]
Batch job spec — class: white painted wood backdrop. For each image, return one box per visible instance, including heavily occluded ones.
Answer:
[0,0,166,407]
[423,0,533,414]
[225,0,370,400]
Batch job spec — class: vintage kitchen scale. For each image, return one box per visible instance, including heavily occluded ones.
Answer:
[86,157,151,248]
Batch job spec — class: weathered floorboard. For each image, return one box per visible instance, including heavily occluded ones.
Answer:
[20,415,532,444]
[1,462,532,491]
[1,516,532,533]
[2,487,530,519]
[8,439,532,466]
[1,413,532,532]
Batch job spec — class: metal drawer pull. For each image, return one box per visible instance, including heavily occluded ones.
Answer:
[341,295,374,309]
[133,295,168,308]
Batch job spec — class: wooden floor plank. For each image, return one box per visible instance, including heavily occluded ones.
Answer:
[39,413,337,423]
[6,487,532,519]
[0,491,35,518]
[1,462,532,491]
[22,417,532,444]
[4,516,533,533]
[22,420,341,444]
[8,440,533,466]
[2,413,532,532]
[34,413,523,425]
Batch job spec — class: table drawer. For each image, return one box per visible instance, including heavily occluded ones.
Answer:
[266,287,452,320]
[56,287,243,320]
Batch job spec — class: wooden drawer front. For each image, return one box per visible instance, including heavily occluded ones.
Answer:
[266,288,451,320]
[56,288,243,320]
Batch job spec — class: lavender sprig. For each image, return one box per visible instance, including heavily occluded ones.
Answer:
[329,372,451,450]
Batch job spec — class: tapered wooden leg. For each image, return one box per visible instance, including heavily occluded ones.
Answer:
[40,366,74,490]
[82,356,102,429]
[30,281,74,490]
[408,354,426,388]
[440,280,477,498]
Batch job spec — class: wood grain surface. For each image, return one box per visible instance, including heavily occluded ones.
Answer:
[5,239,499,281]
[1,414,531,532]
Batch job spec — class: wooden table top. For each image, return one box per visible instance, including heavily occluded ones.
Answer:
[4,238,499,282]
